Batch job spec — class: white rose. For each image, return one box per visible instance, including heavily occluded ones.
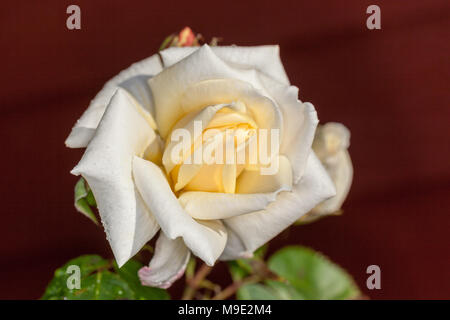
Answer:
[66,45,336,288]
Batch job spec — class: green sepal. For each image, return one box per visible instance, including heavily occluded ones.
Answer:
[74,177,98,225]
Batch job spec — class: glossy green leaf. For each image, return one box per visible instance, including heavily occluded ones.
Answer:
[65,270,134,300]
[114,259,170,300]
[42,255,169,300]
[42,255,109,300]
[267,246,360,300]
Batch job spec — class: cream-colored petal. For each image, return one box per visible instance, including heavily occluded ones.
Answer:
[143,133,164,165]
[160,45,290,85]
[222,163,237,194]
[182,163,225,193]
[206,109,256,129]
[178,155,292,220]
[162,103,226,174]
[162,99,264,182]
[179,191,278,220]
[149,45,272,138]
[71,88,159,267]
[180,79,281,136]
[221,152,336,259]
[66,54,162,148]
[65,127,96,148]
[236,155,293,194]
[135,190,160,254]
[138,233,190,289]
[172,123,253,193]
[120,75,158,129]
[169,79,283,171]
[132,156,227,266]
[259,74,318,183]
[173,162,203,192]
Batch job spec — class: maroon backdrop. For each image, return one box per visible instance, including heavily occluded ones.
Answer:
[1,0,449,299]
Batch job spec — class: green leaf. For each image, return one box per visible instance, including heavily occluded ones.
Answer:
[114,260,170,300]
[227,261,250,282]
[227,244,269,281]
[264,280,305,299]
[267,246,360,300]
[41,255,109,300]
[253,244,268,260]
[42,255,169,300]
[237,283,279,300]
[227,258,257,281]
[237,280,305,300]
[74,177,98,225]
[65,270,134,300]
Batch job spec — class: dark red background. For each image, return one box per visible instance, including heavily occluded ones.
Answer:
[1,0,449,299]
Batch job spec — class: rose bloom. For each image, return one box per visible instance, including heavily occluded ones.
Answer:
[66,45,351,288]
[300,122,353,223]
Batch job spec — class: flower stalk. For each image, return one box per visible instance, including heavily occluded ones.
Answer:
[182,263,213,300]
[212,274,261,300]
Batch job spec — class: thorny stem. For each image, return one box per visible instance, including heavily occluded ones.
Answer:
[181,263,213,300]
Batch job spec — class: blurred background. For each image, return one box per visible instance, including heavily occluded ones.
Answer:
[1,0,449,299]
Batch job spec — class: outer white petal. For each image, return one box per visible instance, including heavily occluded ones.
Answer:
[65,127,96,148]
[160,45,290,85]
[71,89,160,267]
[138,233,190,289]
[221,152,336,260]
[149,45,271,138]
[132,156,227,266]
[66,54,162,148]
[260,74,319,183]
[219,228,253,260]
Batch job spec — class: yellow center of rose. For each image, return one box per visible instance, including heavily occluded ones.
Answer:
[144,78,287,199]
[166,102,258,194]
